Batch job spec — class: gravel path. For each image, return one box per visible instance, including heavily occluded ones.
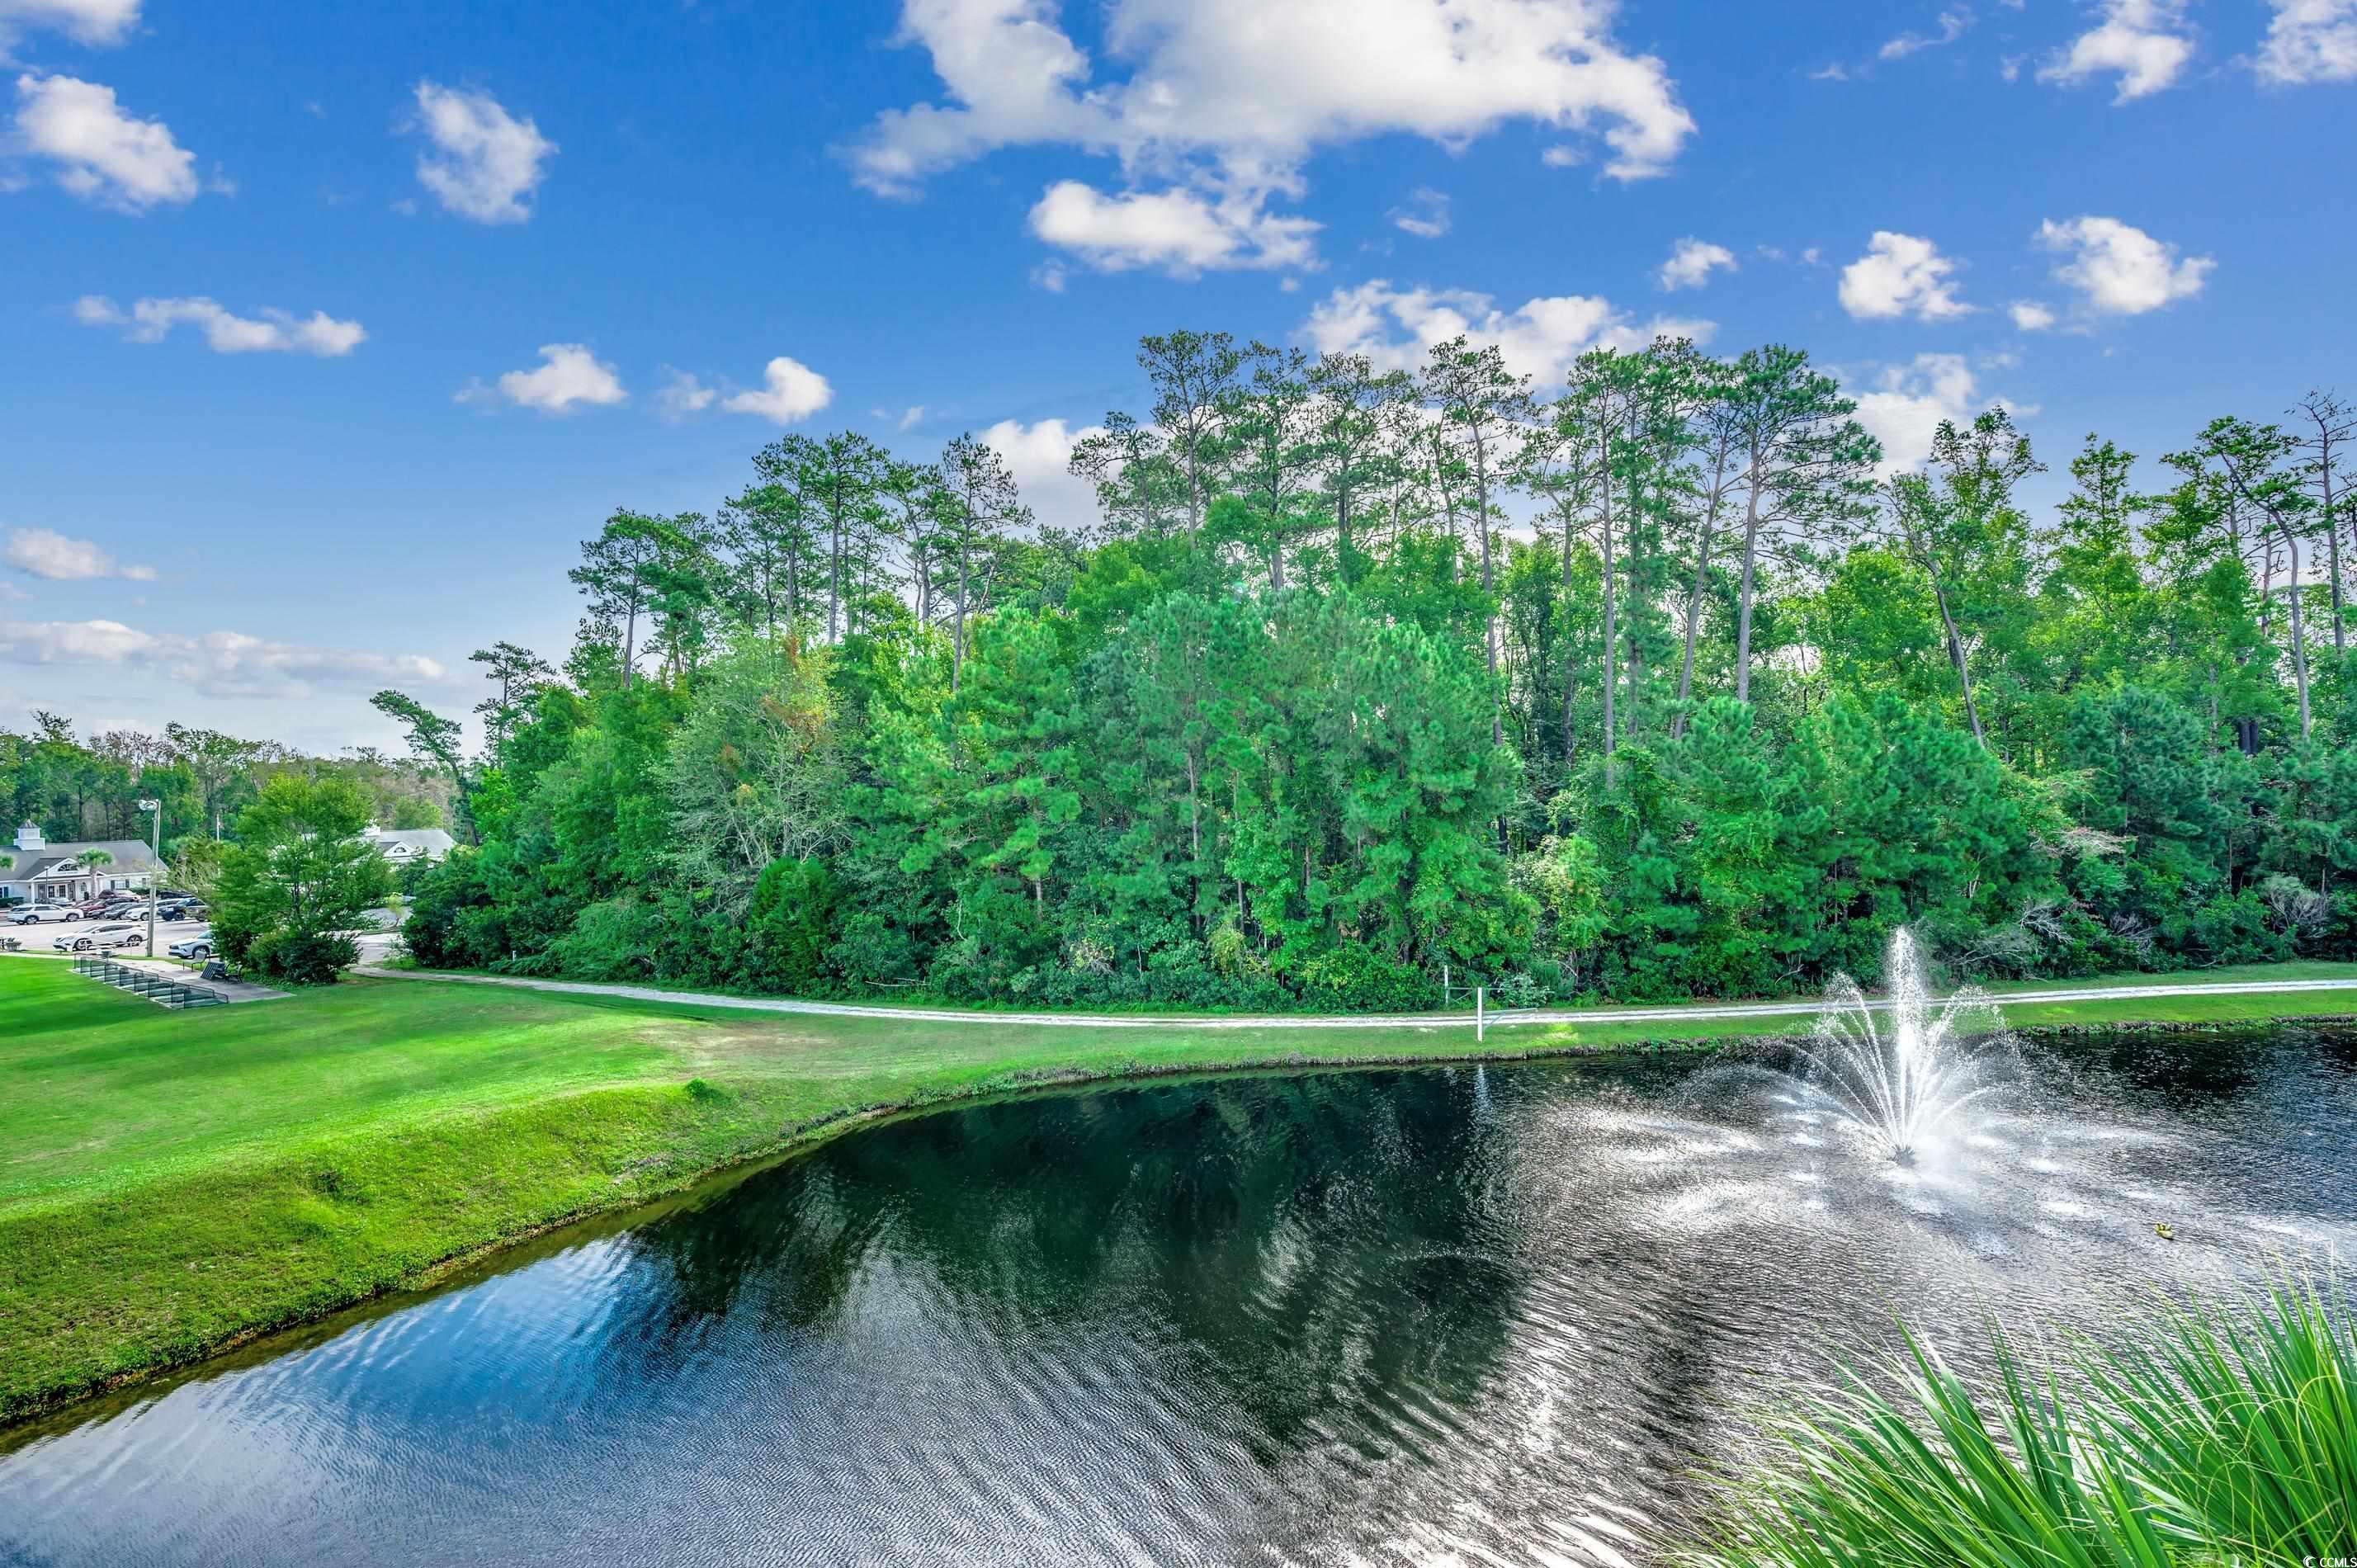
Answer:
[350,963,2357,1033]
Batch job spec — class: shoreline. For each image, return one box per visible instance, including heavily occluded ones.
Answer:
[7,958,2356,1431]
[352,960,2357,1030]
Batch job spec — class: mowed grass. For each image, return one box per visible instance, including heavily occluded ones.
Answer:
[4,956,2355,1425]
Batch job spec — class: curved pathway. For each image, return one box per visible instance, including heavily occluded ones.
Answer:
[352,962,2357,1033]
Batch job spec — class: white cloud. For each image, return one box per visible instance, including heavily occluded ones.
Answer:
[2039,0,2194,102]
[1027,179,1318,273]
[1388,186,1450,239]
[848,0,1694,273]
[1839,231,1972,321]
[5,527,154,581]
[895,404,927,432]
[654,367,716,422]
[1658,237,1736,290]
[1539,144,1585,167]
[1848,352,1989,475]
[461,343,625,414]
[0,0,139,45]
[1301,278,1713,389]
[74,294,365,355]
[2037,215,2212,314]
[722,356,833,425]
[407,81,554,224]
[976,416,1108,535]
[0,616,446,699]
[2008,300,2058,331]
[2255,0,2357,83]
[1880,7,1973,59]
[11,72,196,210]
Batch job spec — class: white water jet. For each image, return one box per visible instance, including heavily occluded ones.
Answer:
[1793,929,2010,1165]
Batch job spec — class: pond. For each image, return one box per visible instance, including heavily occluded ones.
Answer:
[3,1026,2353,1566]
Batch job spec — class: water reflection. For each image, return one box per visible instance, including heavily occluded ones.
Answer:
[2,1027,2351,1567]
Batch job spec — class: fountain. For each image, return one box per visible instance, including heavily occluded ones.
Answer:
[1790,928,2010,1164]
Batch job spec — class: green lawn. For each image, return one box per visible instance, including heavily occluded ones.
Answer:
[2,955,2354,1425]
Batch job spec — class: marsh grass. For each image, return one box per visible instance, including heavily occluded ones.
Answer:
[1690,1278,2355,1566]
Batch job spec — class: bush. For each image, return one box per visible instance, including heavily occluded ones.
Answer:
[244,929,360,985]
[1285,944,1438,1012]
[744,857,838,992]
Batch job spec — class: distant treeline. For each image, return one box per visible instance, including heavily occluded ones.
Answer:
[57,332,2357,1004]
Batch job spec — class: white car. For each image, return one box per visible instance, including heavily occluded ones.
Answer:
[11,903,81,924]
[54,922,145,953]
[167,928,215,961]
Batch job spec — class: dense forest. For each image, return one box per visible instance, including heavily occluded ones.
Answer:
[21,332,2357,1004]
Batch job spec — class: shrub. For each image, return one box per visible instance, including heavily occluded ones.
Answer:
[1286,945,1437,1013]
[245,929,361,985]
[1689,1277,2356,1566]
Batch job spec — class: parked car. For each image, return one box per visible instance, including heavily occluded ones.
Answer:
[107,903,154,922]
[11,903,81,923]
[167,928,215,961]
[76,895,120,916]
[54,922,144,952]
[158,900,205,922]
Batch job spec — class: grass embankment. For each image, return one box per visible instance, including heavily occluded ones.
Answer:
[4,956,2355,1425]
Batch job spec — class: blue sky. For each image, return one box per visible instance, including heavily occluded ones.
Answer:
[4,0,2352,752]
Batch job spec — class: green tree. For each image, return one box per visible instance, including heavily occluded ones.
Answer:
[370,690,471,838]
[211,774,391,983]
[748,432,890,644]
[1881,409,2043,751]
[1722,344,1879,704]
[469,642,555,762]
[936,433,1030,692]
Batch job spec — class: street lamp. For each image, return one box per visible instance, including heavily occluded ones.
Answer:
[137,798,160,958]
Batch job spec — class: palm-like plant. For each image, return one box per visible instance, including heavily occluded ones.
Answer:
[1689,1278,2354,1566]
[73,848,112,899]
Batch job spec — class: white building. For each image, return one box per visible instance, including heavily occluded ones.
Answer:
[0,823,164,905]
[363,826,457,866]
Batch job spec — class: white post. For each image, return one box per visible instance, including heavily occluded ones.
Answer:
[1476,985,1486,1044]
[138,797,160,959]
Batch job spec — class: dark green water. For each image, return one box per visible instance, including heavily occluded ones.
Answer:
[3,1028,2354,1566]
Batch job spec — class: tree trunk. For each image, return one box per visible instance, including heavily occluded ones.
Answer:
[1673,451,1726,739]
[1560,512,1578,765]
[1474,440,1502,752]
[952,539,971,694]
[1600,475,1619,784]
[621,575,640,692]
[2281,526,2313,739]
[828,502,843,644]
[1931,581,1987,749]
[2322,441,2346,655]
[1623,412,1645,742]
[1735,442,1764,705]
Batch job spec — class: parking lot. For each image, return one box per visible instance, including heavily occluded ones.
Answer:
[5,917,217,959]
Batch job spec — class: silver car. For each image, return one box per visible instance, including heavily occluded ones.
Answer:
[54,922,145,953]
[167,928,215,961]
[11,903,81,924]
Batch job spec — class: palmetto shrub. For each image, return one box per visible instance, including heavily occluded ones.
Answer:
[1689,1277,2355,1567]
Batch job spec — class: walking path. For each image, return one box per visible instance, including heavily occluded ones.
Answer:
[352,964,2357,1033]
[104,956,288,1003]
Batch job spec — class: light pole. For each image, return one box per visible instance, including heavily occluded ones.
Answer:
[137,798,160,959]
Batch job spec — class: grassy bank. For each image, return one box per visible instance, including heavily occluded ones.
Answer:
[4,956,2355,1425]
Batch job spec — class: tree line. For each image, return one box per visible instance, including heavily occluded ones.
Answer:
[21,329,2355,1001]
